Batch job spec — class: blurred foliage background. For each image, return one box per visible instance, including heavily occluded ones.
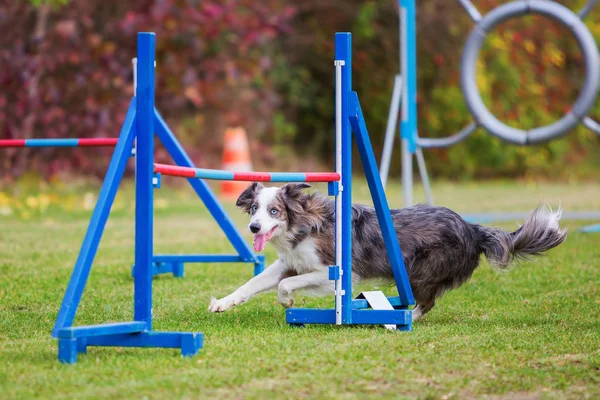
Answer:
[1,0,599,181]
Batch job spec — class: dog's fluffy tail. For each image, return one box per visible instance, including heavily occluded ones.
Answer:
[477,206,567,270]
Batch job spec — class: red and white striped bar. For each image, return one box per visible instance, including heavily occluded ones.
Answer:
[0,138,119,148]
[154,163,340,183]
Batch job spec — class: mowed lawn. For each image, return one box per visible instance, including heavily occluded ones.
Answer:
[0,179,599,399]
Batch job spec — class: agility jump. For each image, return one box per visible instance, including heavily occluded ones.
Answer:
[154,163,340,182]
[50,31,415,363]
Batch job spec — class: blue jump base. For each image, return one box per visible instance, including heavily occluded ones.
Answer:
[287,309,412,328]
[57,322,203,364]
[287,295,412,331]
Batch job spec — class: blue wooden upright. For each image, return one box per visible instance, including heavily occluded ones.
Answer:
[285,33,415,330]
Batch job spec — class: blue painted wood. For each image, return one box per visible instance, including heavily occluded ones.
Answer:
[349,91,415,306]
[352,296,402,309]
[351,309,410,325]
[335,32,354,325]
[131,261,176,278]
[181,333,204,357]
[153,172,161,188]
[286,308,411,326]
[327,181,339,196]
[134,32,155,327]
[84,331,203,353]
[51,98,137,338]
[286,308,337,324]
[77,338,87,354]
[152,262,175,276]
[57,322,147,338]
[329,266,340,281]
[154,109,258,264]
[54,32,205,364]
[172,262,184,278]
[397,318,412,331]
[253,254,265,275]
[58,338,78,364]
[399,0,418,153]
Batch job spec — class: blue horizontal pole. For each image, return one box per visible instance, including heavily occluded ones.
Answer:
[57,322,147,339]
[153,254,250,263]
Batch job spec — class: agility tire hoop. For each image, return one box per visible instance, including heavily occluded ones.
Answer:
[460,0,600,145]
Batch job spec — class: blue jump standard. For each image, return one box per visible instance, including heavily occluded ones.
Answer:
[53,32,270,363]
[286,32,414,330]
[53,33,204,364]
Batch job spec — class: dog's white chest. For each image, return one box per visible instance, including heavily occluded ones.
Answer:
[276,238,323,274]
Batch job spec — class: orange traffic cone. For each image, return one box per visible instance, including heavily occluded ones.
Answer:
[220,127,252,199]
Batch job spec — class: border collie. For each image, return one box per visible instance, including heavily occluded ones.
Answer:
[209,183,566,321]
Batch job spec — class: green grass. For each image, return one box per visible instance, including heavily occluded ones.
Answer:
[1,179,599,399]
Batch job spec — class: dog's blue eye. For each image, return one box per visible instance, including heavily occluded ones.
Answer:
[251,205,258,212]
[270,209,277,215]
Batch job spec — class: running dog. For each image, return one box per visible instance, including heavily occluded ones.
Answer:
[209,183,566,321]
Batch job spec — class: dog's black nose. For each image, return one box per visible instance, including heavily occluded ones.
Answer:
[249,222,261,234]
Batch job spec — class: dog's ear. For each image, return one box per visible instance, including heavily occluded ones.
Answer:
[280,183,312,225]
[281,183,311,199]
[236,182,263,213]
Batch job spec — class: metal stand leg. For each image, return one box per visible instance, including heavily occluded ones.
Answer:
[380,74,403,188]
[415,147,433,205]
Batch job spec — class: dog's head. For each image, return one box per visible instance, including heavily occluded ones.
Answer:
[235,182,311,252]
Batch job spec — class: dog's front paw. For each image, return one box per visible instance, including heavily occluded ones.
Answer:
[277,282,295,309]
[208,295,244,312]
[277,294,294,309]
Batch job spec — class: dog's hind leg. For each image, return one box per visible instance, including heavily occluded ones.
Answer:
[277,270,332,308]
[209,259,292,312]
[411,301,435,322]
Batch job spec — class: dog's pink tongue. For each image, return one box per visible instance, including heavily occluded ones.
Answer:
[253,234,267,252]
